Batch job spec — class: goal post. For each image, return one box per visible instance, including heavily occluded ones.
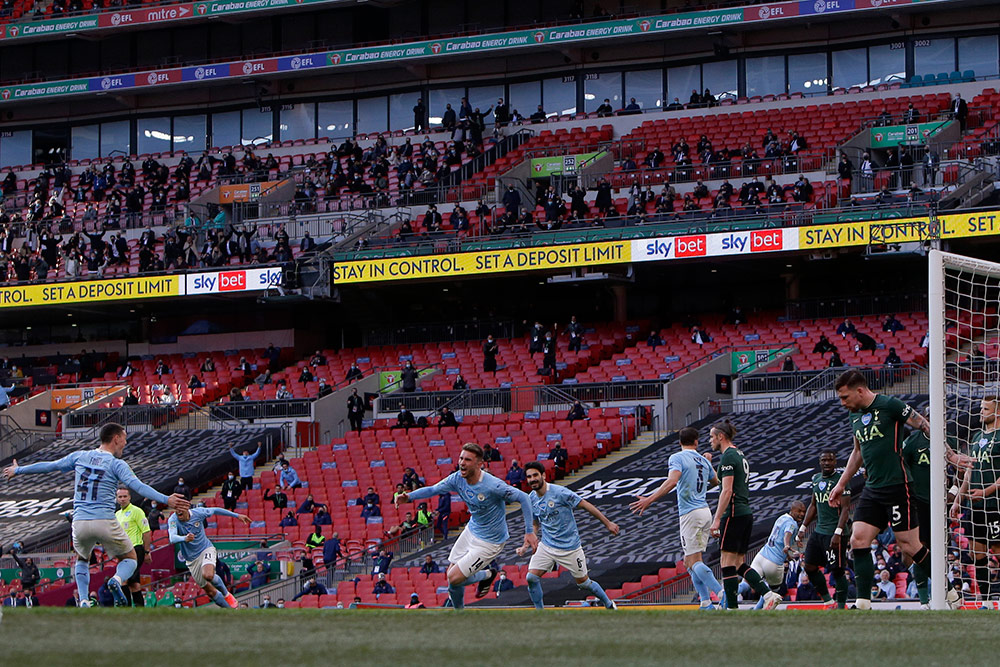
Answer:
[929,249,1000,610]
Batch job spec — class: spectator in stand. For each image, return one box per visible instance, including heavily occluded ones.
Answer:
[392,406,416,430]
[310,350,327,367]
[298,367,315,384]
[323,532,343,567]
[482,335,499,373]
[345,362,364,382]
[952,93,969,132]
[371,549,393,576]
[416,502,434,529]
[567,400,587,422]
[373,573,394,596]
[317,379,332,398]
[923,150,940,187]
[530,105,547,123]
[829,350,845,368]
[782,356,797,372]
[118,360,135,378]
[400,361,417,393]
[347,388,365,433]
[419,554,440,575]
[230,443,261,491]
[154,359,171,376]
[296,494,324,515]
[402,468,420,488]
[647,330,664,349]
[853,330,878,353]
[306,524,326,554]
[255,369,272,387]
[565,315,584,353]
[221,472,242,511]
[541,331,557,374]
[875,569,897,599]
[279,511,297,527]
[884,347,902,367]
[147,500,163,531]
[393,483,408,505]
[493,570,515,596]
[229,387,245,402]
[293,577,328,600]
[311,507,332,528]
[882,314,905,335]
[187,374,204,390]
[200,357,216,373]
[387,511,418,537]
[250,561,270,589]
[482,443,502,463]
[279,461,303,489]
[173,477,192,500]
[595,98,614,117]
[505,459,525,490]
[264,485,288,510]
[452,374,468,390]
[836,319,857,339]
[437,406,458,429]
[690,326,711,346]
[813,334,836,356]
[550,442,569,476]
[10,551,40,594]
[159,386,177,406]
[361,498,381,519]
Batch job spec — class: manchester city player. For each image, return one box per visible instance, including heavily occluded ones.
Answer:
[396,443,537,609]
[741,501,805,609]
[516,461,619,609]
[631,426,725,609]
[2,423,189,607]
[168,505,251,608]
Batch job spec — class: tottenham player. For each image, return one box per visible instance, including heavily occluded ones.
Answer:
[630,426,725,609]
[708,420,781,610]
[1,423,189,607]
[516,461,619,609]
[396,443,537,609]
[798,451,852,609]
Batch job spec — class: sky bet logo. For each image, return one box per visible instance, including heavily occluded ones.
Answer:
[192,271,246,292]
[644,239,673,258]
[674,235,706,258]
[750,230,782,252]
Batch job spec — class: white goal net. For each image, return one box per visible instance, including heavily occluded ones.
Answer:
[930,250,1000,609]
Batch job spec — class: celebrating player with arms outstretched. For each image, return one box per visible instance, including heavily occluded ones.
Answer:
[517,461,619,609]
[830,370,970,610]
[168,505,250,608]
[1,423,189,607]
[630,426,725,609]
[396,443,537,609]
[708,420,782,610]
[798,451,852,609]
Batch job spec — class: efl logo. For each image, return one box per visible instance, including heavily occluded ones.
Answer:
[330,53,342,65]
[219,271,247,292]
[242,61,264,75]
[750,230,783,252]
[638,20,651,32]
[291,57,301,69]
[534,31,545,43]
[674,235,706,258]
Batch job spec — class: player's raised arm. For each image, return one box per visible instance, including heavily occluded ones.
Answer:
[209,507,252,525]
[630,470,680,515]
[579,499,619,536]
[3,452,79,480]
[399,476,454,506]
[167,514,194,543]
[830,438,862,507]
[115,459,189,510]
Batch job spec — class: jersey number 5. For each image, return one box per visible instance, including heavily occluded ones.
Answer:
[76,467,106,502]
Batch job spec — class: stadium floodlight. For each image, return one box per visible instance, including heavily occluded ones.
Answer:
[929,250,1000,610]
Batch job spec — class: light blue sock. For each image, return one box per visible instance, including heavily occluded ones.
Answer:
[115,558,137,585]
[689,566,711,604]
[692,561,723,597]
[579,578,613,609]
[75,561,91,604]
[212,590,230,608]
[526,572,544,609]
[753,595,766,610]
[738,581,750,600]
[461,569,491,586]
[212,574,229,597]
[448,583,465,609]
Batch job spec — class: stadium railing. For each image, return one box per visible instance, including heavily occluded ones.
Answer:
[209,399,313,421]
[720,363,928,413]
[784,293,928,321]
[64,400,259,432]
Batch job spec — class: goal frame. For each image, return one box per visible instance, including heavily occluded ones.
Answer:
[928,250,1000,609]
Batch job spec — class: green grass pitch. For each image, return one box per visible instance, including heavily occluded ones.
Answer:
[0,607,993,666]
